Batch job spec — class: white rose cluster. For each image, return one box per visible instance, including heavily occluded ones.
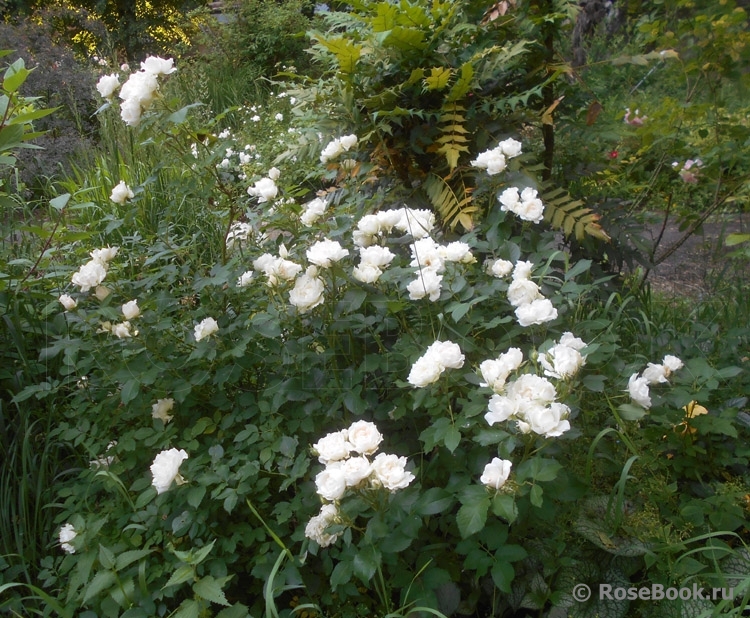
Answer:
[300,196,329,226]
[71,246,118,293]
[352,245,396,283]
[484,371,571,439]
[306,420,415,547]
[111,56,176,127]
[406,237,475,302]
[352,207,433,247]
[306,239,349,268]
[627,354,684,409]
[320,134,358,163]
[407,340,465,387]
[253,245,303,287]
[289,265,325,313]
[507,260,558,327]
[498,186,545,224]
[470,138,523,175]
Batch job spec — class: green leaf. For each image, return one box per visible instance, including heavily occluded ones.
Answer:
[529,484,543,508]
[330,559,352,589]
[49,193,71,211]
[167,103,203,125]
[115,549,153,571]
[491,494,518,524]
[516,457,562,483]
[82,570,116,604]
[172,599,201,618]
[617,403,646,421]
[121,379,140,405]
[194,575,230,606]
[163,564,194,589]
[444,425,461,453]
[352,545,381,584]
[216,604,251,618]
[424,67,452,91]
[490,561,514,593]
[457,496,490,538]
[98,544,116,570]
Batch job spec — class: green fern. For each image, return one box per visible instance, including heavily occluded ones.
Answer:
[542,186,610,242]
[435,102,470,171]
[424,171,477,231]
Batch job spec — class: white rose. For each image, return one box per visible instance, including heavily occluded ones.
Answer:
[339,134,358,150]
[507,374,557,405]
[407,269,442,301]
[315,466,347,501]
[352,263,383,283]
[59,522,77,554]
[480,348,523,392]
[471,148,506,175]
[71,260,107,292]
[525,403,570,437]
[313,429,351,464]
[247,177,278,203]
[427,340,465,369]
[119,96,143,126]
[320,139,344,163]
[347,420,383,455]
[343,456,372,486]
[111,321,133,338]
[301,197,328,226]
[237,271,254,287]
[194,317,219,341]
[397,208,435,239]
[560,332,587,351]
[96,73,120,99]
[119,70,159,106]
[150,448,188,494]
[307,240,349,268]
[488,258,513,278]
[289,266,325,313]
[512,260,535,281]
[268,166,281,181]
[627,373,651,409]
[515,298,558,327]
[59,294,77,311]
[642,363,669,385]
[110,180,134,204]
[540,344,584,380]
[359,245,395,268]
[305,504,340,547]
[122,300,140,320]
[375,209,402,232]
[485,394,517,425]
[499,187,520,212]
[515,194,544,223]
[371,453,415,491]
[152,398,175,423]
[357,214,382,235]
[507,279,541,307]
[410,237,445,272]
[499,138,523,158]
[140,56,176,76]
[407,354,444,388]
[480,458,513,490]
[663,355,684,374]
[90,246,119,264]
[273,258,303,282]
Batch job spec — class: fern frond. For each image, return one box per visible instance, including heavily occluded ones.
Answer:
[435,103,470,171]
[424,172,477,231]
[542,187,610,242]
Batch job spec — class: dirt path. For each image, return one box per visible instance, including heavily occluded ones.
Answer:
[641,212,749,298]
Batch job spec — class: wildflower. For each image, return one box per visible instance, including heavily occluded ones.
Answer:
[59,523,77,554]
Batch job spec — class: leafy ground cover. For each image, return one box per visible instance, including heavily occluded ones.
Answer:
[1,1,749,617]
